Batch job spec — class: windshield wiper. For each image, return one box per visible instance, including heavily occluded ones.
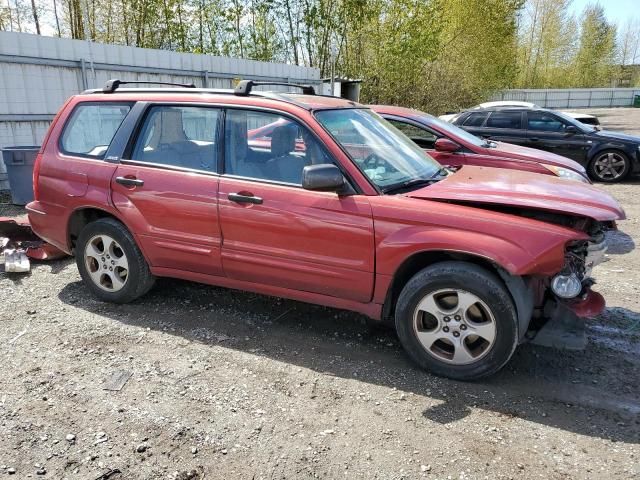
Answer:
[430,167,450,179]
[382,177,437,194]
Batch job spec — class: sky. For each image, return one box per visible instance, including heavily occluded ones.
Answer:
[568,0,640,25]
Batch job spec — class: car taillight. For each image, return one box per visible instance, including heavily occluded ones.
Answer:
[32,152,43,201]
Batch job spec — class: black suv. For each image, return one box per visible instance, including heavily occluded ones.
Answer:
[452,106,640,182]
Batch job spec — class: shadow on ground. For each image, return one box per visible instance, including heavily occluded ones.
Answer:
[57,275,640,445]
[605,229,635,255]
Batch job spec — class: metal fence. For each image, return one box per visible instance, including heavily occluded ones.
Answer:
[0,31,321,189]
[489,88,640,109]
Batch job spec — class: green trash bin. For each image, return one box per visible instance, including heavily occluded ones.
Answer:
[1,146,39,205]
[634,95,640,108]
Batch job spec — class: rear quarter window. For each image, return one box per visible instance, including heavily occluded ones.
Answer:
[60,103,132,158]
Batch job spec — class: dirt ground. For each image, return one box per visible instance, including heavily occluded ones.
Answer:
[1,108,639,480]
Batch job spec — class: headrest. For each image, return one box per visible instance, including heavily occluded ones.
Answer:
[149,109,188,147]
[271,124,297,157]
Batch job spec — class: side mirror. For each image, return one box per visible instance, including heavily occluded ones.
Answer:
[302,164,347,193]
[434,138,462,153]
[565,125,578,135]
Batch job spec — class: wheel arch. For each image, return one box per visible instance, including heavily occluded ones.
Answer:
[67,206,131,254]
[381,250,534,339]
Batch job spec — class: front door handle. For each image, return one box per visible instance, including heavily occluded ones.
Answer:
[115,176,144,187]
[530,137,540,142]
[228,193,263,205]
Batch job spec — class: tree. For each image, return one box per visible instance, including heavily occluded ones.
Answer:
[572,3,617,87]
[517,0,577,88]
[619,17,640,66]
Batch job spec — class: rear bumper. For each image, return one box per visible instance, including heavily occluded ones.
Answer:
[25,200,71,254]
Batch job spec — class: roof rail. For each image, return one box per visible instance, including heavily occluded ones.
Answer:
[102,79,196,93]
[234,80,315,96]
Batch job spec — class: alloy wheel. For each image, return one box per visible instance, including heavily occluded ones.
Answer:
[413,289,496,365]
[84,234,129,292]
[593,152,627,181]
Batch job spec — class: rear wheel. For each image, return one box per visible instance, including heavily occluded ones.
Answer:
[588,150,630,182]
[75,218,155,303]
[395,261,518,380]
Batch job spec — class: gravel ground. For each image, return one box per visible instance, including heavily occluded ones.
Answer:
[1,108,639,479]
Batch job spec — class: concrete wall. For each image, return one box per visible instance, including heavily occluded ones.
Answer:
[0,31,321,189]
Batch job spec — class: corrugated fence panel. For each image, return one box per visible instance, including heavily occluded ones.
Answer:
[491,88,640,109]
[0,31,321,188]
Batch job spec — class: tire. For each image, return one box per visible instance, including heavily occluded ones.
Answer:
[75,217,155,303]
[395,261,518,381]
[588,150,630,183]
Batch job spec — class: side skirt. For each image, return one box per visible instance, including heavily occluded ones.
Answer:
[151,267,383,320]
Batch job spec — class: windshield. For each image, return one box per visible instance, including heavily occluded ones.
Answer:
[423,115,487,147]
[315,109,442,189]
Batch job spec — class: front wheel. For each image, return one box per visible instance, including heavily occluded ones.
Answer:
[395,261,518,381]
[75,217,155,303]
[588,150,630,183]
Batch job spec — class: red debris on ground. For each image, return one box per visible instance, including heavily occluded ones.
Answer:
[0,216,67,263]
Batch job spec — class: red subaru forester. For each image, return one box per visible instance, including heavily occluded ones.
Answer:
[27,80,625,380]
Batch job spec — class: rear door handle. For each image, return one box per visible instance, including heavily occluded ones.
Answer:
[228,193,263,205]
[115,176,144,187]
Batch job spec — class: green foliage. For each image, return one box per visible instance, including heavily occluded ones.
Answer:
[2,0,637,109]
[338,0,523,113]
[516,0,621,89]
[572,3,617,87]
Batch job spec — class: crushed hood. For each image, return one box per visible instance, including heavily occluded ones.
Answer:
[406,166,625,221]
[490,142,586,173]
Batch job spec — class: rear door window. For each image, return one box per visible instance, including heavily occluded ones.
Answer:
[527,112,568,132]
[60,103,132,158]
[462,112,488,127]
[486,111,523,129]
[130,106,220,172]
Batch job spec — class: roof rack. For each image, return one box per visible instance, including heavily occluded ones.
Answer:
[234,80,315,96]
[102,79,196,93]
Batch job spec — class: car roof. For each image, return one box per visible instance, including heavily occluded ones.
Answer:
[465,106,550,113]
[79,87,361,111]
[476,101,539,109]
[368,104,430,118]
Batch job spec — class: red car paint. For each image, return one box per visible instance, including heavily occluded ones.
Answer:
[408,165,624,221]
[567,290,606,318]
[27,91,623,323]
[370,105,588,179]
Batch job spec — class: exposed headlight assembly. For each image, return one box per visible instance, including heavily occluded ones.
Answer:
[552,233,607,299]
[543,164,589,183]
[551,273,583,298]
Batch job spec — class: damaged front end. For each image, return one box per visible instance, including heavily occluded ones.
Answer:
[549,221,608,315]
[529,220,613,350]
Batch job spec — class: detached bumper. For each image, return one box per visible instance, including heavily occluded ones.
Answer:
[529,289,604,351]
[563,289,605,318]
